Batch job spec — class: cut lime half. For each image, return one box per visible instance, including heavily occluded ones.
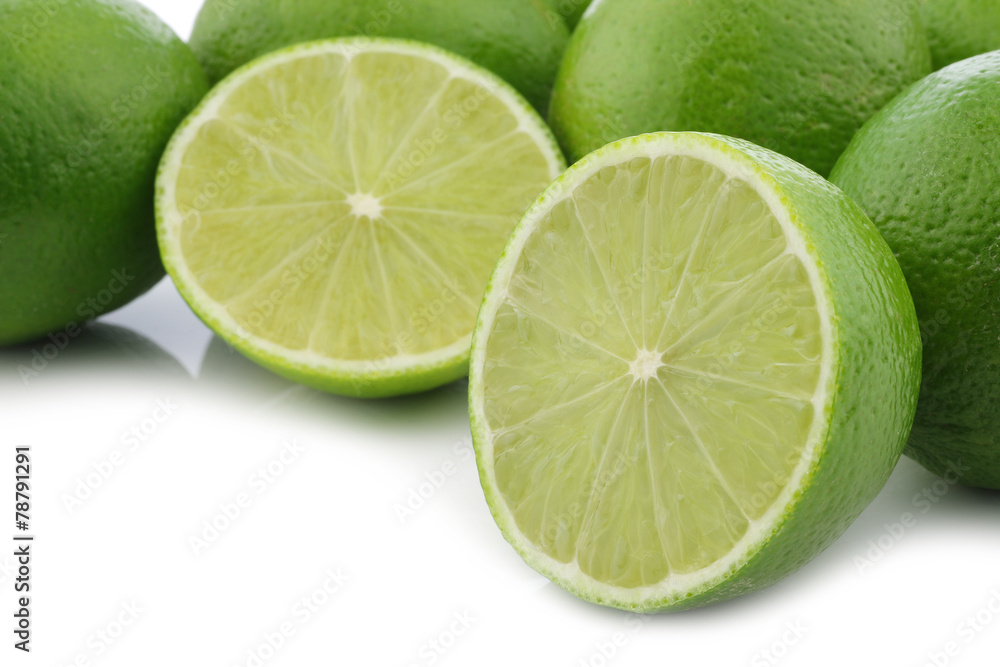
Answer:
[470,132,921,611]
[157,38,565,397]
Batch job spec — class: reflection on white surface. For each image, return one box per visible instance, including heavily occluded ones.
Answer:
[197,333,472,431]
[4,272,998,667]
[99,277,214,376]
[0,322,186,383]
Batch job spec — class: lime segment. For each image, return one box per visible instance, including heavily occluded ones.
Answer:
[484,152,822,585]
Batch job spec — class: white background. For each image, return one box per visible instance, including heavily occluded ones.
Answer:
[3,2,1000,666]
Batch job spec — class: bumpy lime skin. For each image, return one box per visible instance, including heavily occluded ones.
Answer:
[549,0,931,176]
[471,132,922,611]
[674,138,920,610]
[189,0,568,114]
[0,0,208,346]
[541,0,593,28]
[919,0,1000,70]
[831,53,1000,491]
[698,140,922,611]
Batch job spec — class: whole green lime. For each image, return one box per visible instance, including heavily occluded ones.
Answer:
[550,0,932,175]
[0,0,207,346]
[919,0,1000,69]
[831,52,1000,490]
[188,0,569,114]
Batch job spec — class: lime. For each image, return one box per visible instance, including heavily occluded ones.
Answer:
[831,52,1000,490]
[542,0,593,28]
[188,0,569,114]
[470,132,921,611]
[549,0,931,176]
[156,39,565,398]
[919,0,1000,69]
[0,0,208,346]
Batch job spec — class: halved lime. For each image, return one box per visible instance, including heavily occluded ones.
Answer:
[157,38,564,397]
[469,132,921,611]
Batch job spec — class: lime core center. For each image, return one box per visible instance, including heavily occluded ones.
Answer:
[629,348,664,382]
[347,192,383,220]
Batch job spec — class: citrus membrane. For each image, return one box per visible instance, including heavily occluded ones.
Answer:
[156,38,565,397]
[470,132,921,610]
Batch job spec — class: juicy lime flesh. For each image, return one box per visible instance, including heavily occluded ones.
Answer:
[481,156,824,588]
[170,48,555,363]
